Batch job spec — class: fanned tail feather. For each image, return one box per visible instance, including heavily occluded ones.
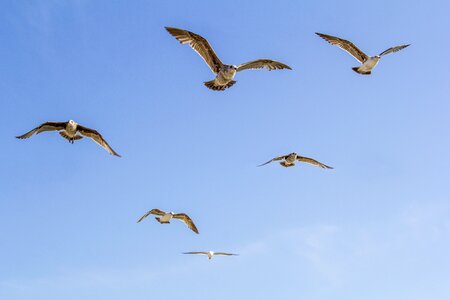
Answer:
[204,80,236,91]
[280,161,295,167]
[352,67,371,75]
[59,131,83,141]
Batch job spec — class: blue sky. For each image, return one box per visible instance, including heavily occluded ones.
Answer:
[1,0,450,299]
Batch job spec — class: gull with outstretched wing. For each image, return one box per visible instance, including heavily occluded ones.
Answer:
[16,120,121,157]
[258,152,333,169]
[316,32,410,75]
[137,208,199,234]
[183,251,238,260]
[165,27,291,91]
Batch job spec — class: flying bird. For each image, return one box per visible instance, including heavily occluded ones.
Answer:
[165,26,292,91]
[137,208,199,234]
[16,120,121,157]
[315,32,410,75]
[258,152,333,169]
[183,251,238,260]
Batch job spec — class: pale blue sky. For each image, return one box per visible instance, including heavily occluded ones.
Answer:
[1,1,450,299]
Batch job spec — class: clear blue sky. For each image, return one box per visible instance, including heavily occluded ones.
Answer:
[1,1,450,299]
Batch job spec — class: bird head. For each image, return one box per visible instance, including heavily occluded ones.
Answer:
[68,120,77,126]
[230,65,238,70]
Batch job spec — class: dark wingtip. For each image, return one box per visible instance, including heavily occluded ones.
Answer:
[165,26,177,35]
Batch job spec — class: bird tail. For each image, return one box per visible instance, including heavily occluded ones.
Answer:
[280,161,294,167]
[154,217,169,224]
[59,131,83,141]
[204,80,236,91]
[352,67,371,75]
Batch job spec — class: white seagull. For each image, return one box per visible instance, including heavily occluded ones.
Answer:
[137,208,199,234]
[183,251,238,260]
[258,152,333,169]
[16,120,121,157]
[165,27,292,91]
[316,32,410,75]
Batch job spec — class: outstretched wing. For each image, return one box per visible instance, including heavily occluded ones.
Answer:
[297,156,333,169]
[173,213,199,234]
[165,27,223,74]
[378,44,410,57]
[237,59,292,72]
[77,125,121,157]
[183,252,208,255]
[315,32,369,63]
[257,155,287,167]
[16,122,67,139]
[137,208,166,223]
[214,252,239,256]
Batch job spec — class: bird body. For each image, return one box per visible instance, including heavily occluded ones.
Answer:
[283,153,298,167]
[217,65,237,84]
[353,56,380,75]
[157,212,174,223]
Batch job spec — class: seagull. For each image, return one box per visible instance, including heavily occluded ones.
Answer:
[183,251,238,260]
[16,120,121,157]
[258,152,333,169]
[165,27,292,91]
[315,32,410,75]
[137,208,199,234]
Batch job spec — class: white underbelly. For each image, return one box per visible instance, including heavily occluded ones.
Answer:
[360,58,379,71]
[161,214,172,222]
[64,131,77,138]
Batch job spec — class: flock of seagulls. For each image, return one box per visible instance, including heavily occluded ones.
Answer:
[15,26,410,260]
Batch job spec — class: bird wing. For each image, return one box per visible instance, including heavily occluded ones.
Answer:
[165,27,223,74]
[183,252,209,255]
[77,125,121,157]
[257,154,287,167]
[236,59,292,72]
[296,156,333,169]
[378,44,410,57]
[173,213,199,234]
[315,32,369,63]
[137,208,166,223]
[214,252,238,256]
[16,121,67,139]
